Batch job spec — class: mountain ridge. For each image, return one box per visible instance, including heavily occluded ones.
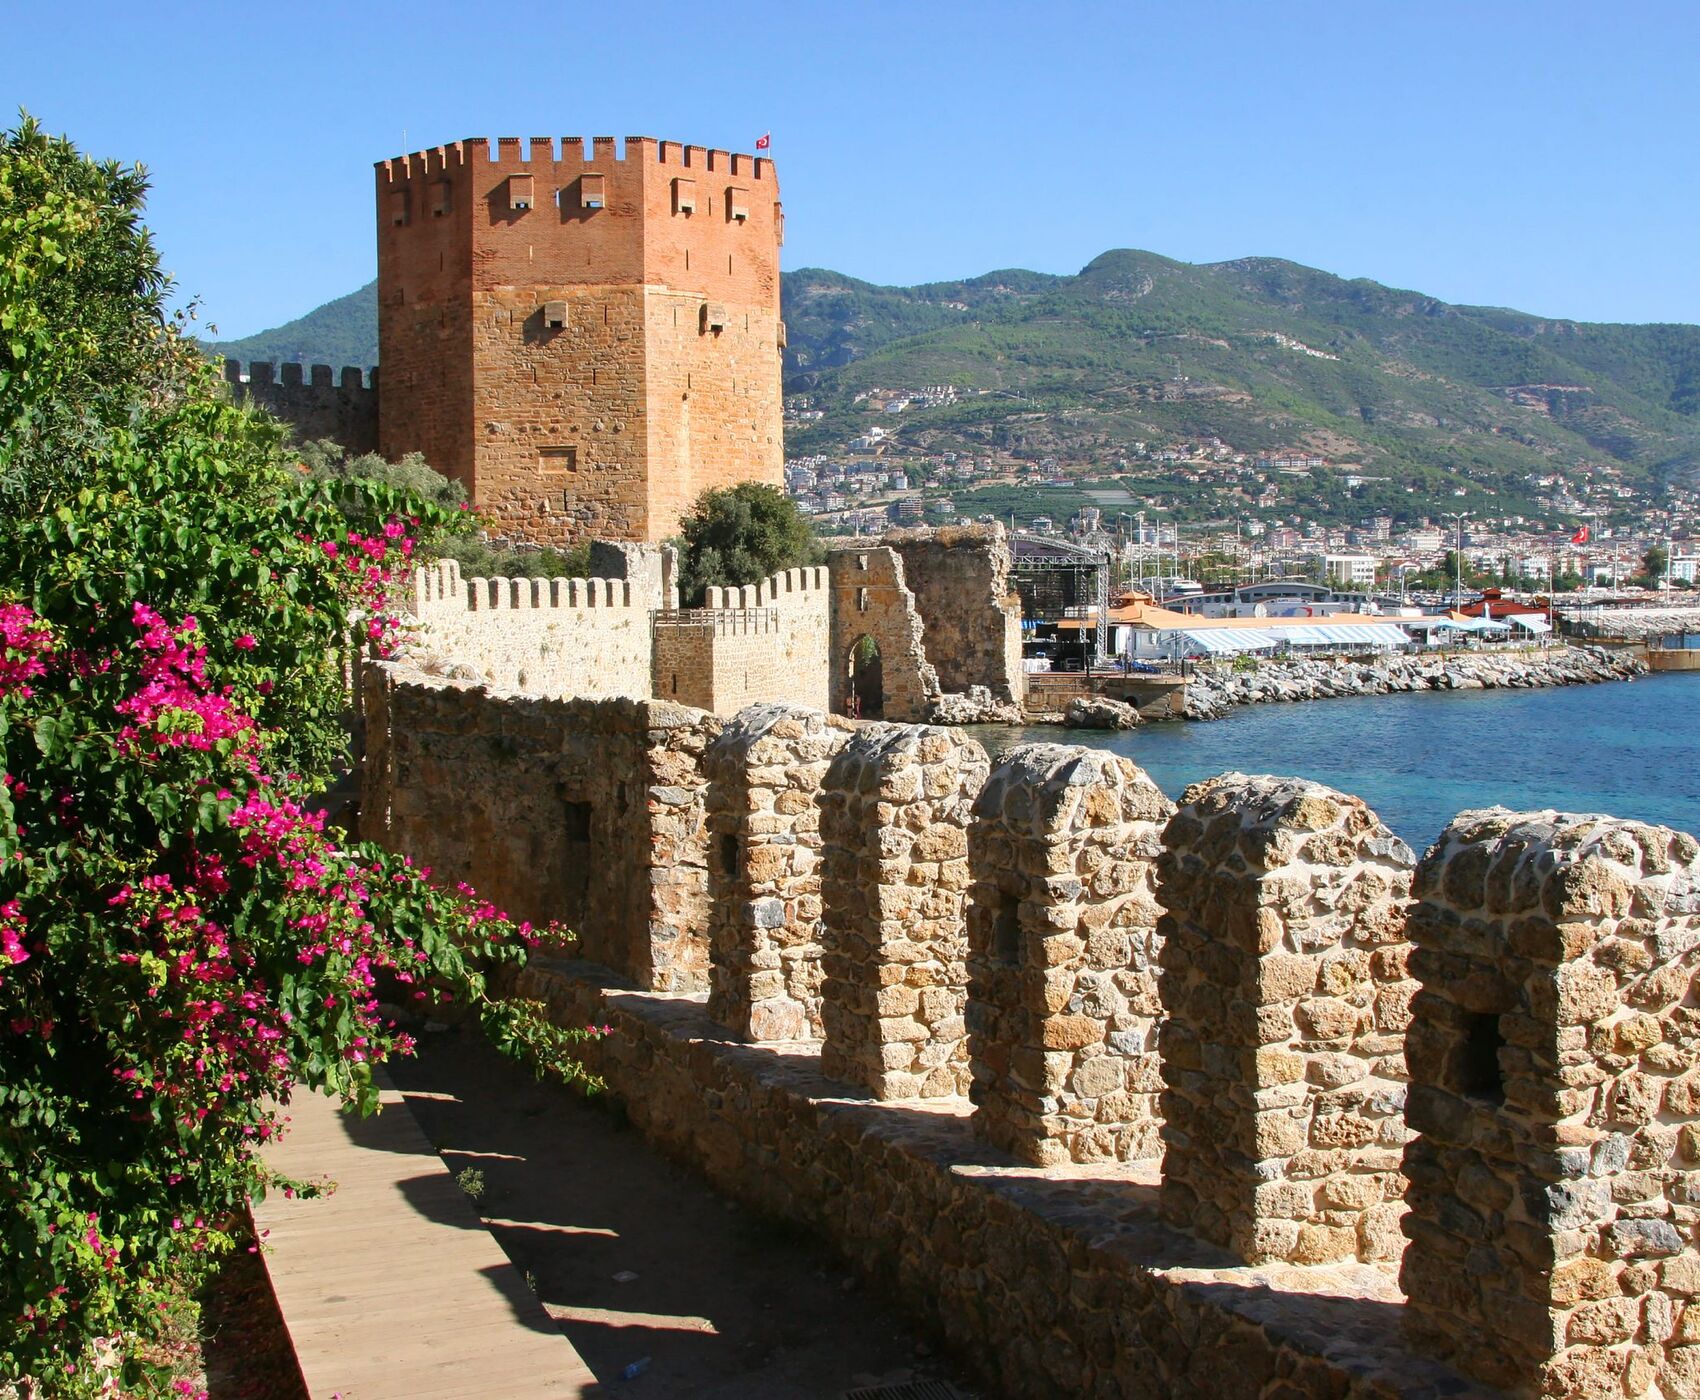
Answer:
[204,249,1700,513]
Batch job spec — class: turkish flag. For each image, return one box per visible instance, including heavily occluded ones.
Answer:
[1571,525,1590,544]
[755,132,771,150]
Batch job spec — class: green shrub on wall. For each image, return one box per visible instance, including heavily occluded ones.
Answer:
[673,482,824,606]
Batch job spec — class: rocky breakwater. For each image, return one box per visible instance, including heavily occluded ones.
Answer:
[1183,645,1645,721]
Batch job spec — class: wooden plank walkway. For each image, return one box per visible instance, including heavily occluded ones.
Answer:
[255,1073,598,1399]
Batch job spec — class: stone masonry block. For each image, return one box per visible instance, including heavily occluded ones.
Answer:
[820,723,988,1098]
[1402,809,1700,1396]
[704,703,848,1041]
[966,743,1174,1165]
[1156,773,1415,1266]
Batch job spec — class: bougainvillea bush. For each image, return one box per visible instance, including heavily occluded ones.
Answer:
[0,118,596,1396]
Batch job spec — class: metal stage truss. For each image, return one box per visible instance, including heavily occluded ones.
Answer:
[1010,533,1112,658]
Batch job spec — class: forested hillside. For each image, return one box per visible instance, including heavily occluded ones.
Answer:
[203,250,1700,504]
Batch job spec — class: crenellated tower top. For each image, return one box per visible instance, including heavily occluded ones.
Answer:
[374,128,786,546]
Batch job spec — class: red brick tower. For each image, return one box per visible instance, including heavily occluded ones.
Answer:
[376,136,784,545]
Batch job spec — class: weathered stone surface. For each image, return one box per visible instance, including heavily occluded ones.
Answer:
[703,704,849,1041]
[828,547,939,723]
[885,524,1024,711]
[362,660,719,991]
[654,567,832,716]
[365,651,1700,1398]
[968,743,1173,1164]
[1156,773,1416,1266]
[1061,695,1144,730]
[405,557,661,699]
[402,527,1027,726]
[1402,809,1700,1397]
[504,957,1488,1400]
[819,724,988,1098]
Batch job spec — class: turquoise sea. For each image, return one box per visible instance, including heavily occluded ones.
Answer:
[973,671,1700,853]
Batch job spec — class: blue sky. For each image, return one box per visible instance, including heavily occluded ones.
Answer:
[5,0,1696,338]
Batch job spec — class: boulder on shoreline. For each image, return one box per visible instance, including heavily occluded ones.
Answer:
[1181,646,1645,721]
[1063,695,1143,729]
[927,686,1025,726]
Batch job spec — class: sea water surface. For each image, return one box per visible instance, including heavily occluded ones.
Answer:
[972,671,1700,852]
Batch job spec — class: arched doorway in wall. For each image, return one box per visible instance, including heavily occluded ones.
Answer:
[847,634,884,719]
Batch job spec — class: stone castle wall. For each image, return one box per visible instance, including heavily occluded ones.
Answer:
[827,545,938,720]
[363,663,718,990]
[1403,811,1700,1398]
[400,531,1006,723]
[652,566,832,715]
[406,558,656,698]
[362,659,1700,1396]
[225,360,379,454]
[818,724,987,1099]
[967,743,1174,1165]
[1158,774,1417,1267]
[703,704,847,1040]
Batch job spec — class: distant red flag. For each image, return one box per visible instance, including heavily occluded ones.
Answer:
[755,132,771,150]
[1571,525,1590,544]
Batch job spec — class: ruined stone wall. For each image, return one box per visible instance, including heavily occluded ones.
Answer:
[828,547,938,721]
[1403,811,1700,1398]
[1157,774,1417,1266]
[401,542,992,719]
[703,704,847,1041]
[226,361,379,454]
[405,559,654,699]
[888,523,1024,704]
[361,661,717,990]
[967,743,1174,1165]
[819,724,987,1098]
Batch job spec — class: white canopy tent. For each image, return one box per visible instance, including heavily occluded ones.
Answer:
[1157,627,1282,656]
[1278,623,1413,649]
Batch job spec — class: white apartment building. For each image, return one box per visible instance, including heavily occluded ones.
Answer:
[1320,553,1379,587]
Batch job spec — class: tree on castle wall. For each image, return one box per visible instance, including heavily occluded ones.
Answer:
[674,482,823,606]
[0,118,601,1397]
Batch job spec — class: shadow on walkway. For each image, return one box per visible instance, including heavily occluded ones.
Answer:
[390,1028,981,1400]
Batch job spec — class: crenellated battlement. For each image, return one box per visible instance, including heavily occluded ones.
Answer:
[661,565,832,714]
[703,565,829,611]
[402,559,652,698]
[365,665,1700,1398]
[224,358,378,454]
[376,134,775,184]
[408,559,644,617]
[225,359,376,390]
